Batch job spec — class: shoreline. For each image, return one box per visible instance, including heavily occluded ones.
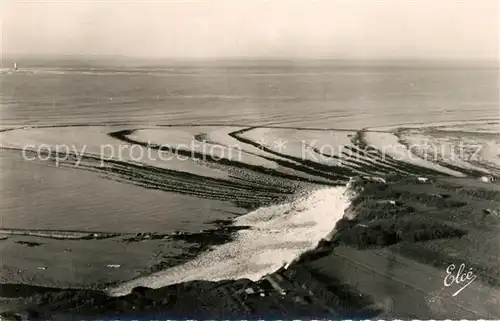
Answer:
[2,175,499,319]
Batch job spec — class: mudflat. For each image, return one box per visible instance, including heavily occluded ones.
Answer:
[1,175,499,319]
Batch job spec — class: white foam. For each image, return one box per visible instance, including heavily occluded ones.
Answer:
[107,186,351,297]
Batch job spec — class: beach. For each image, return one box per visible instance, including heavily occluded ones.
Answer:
[0,59,499,319]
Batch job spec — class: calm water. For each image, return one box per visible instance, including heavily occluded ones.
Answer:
[1,59,498,232]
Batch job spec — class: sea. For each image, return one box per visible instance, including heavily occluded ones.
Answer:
[0,58,498,292]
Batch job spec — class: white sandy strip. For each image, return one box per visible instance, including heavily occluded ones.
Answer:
[363,131,465,177]
[107,186,352,297]
[204,126,295,163]
[129,128,280,169]
[480,141,500,169]
[368,119,499,132]
[436,123,500,134]
[0,126,229,179]
[400,132,499,175]
[239,127,355,165]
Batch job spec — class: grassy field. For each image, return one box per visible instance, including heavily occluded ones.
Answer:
[305,175,500,318]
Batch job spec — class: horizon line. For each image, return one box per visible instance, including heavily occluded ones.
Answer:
[2,53,498,63]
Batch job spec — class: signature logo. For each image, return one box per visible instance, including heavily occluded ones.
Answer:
[444,263,477,296]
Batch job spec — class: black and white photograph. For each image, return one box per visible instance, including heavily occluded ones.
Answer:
[1,0,499,319]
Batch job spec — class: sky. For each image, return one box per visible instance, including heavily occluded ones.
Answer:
[2,0,499,60]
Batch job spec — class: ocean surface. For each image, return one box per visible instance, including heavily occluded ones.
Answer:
[0,59,499,289]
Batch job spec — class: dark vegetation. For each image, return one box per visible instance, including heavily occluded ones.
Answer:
[0,276,376,320]
[332,219,466,249]
[121,220,250,274]
[331,179,467,249]
[15,241,43,247]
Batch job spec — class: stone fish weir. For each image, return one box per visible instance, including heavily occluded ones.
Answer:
[1,119,499,319]
[3,174,499,320]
